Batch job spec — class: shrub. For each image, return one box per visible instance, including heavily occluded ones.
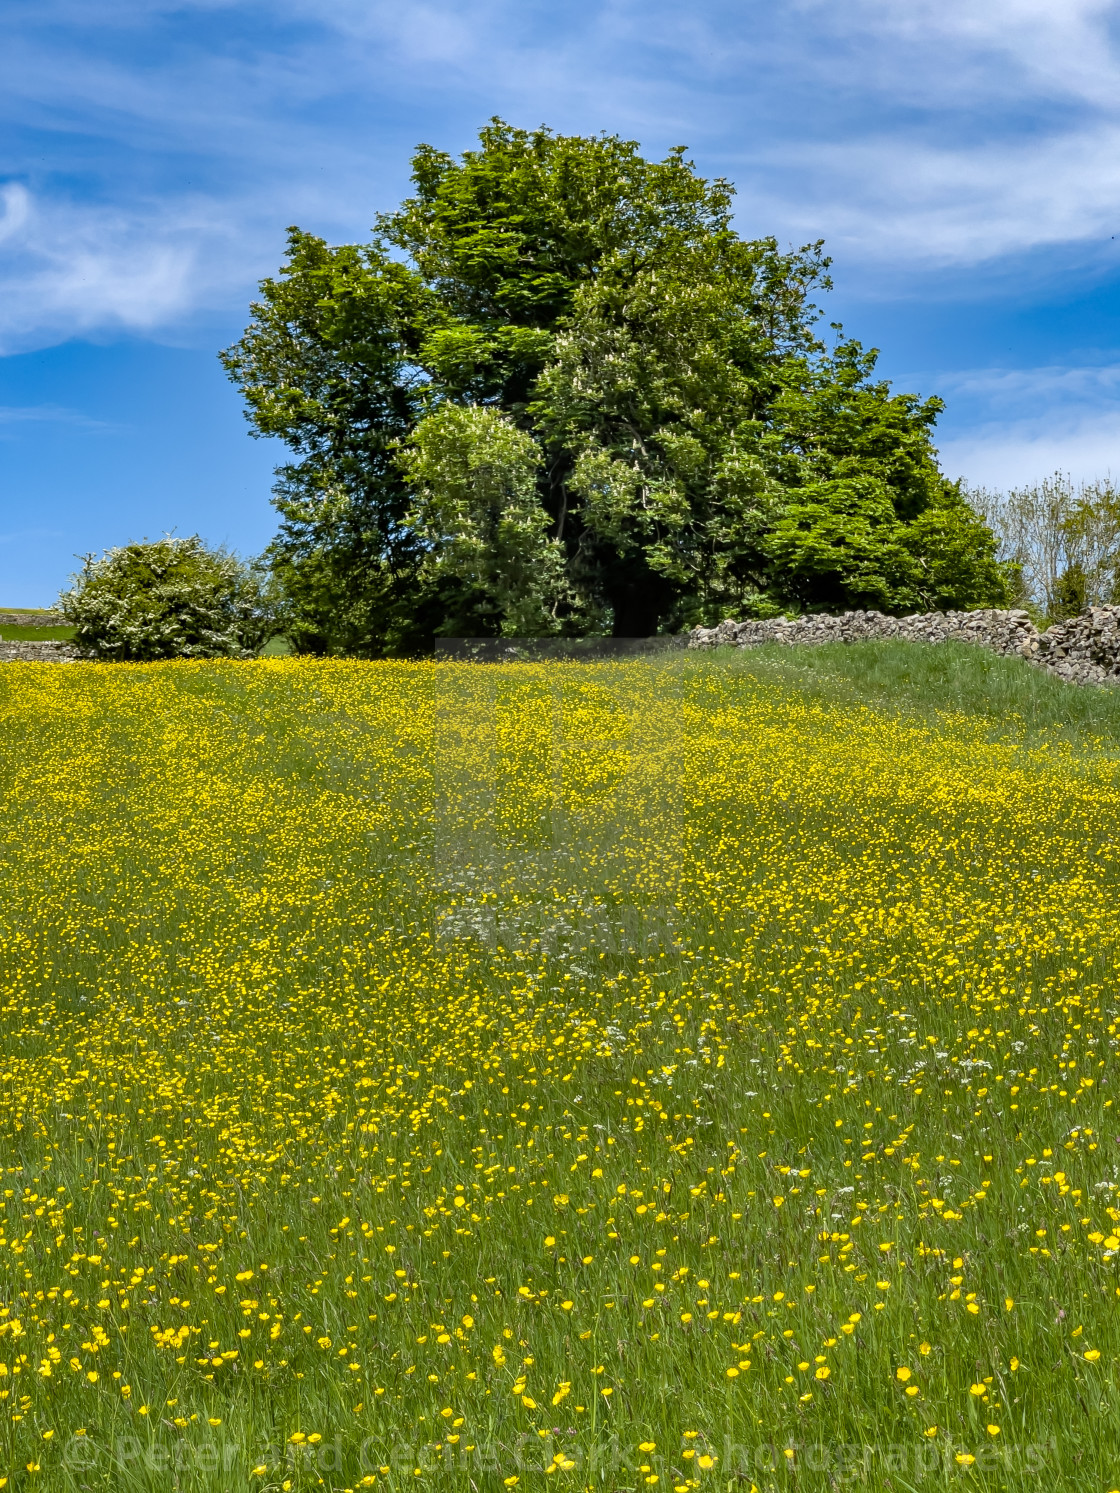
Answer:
[58,536,277,661]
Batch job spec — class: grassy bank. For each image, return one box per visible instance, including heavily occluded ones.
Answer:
[0,626,76,642]
[714,638,1120,742]
[0,647,1117,1490]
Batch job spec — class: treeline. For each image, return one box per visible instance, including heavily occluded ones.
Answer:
[64,122,1085,661]
[216,120,1007,654]
[59,474,1115,658]
[968,475,1120,622]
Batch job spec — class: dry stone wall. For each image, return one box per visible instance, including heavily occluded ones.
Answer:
[0,611,75,661]
[0,639,77,662]
[0,612,63,627]
[689,606,1120,687]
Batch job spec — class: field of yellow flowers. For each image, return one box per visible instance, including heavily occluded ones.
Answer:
[1,645,1120,1491]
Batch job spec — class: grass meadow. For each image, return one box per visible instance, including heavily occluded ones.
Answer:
[1,644,1119,1491]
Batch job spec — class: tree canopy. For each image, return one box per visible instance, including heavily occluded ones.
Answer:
[222,119,1007,652]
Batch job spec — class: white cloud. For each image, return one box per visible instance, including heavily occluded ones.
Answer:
[0,184,31,242]
[4,0,1120,345]
[941,414,1120,489]
[0,186,253,352]
[339,0,1120,270]
[711,0,1120,268]
[823,0,1120,107]
[755,125,1120,265]
[937,363,1120,406]
[0,403,117,430]
[932,362,1120,487]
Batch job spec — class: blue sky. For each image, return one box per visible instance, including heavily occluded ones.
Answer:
[4,0,1120,604]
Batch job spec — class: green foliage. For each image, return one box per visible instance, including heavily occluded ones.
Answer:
[400,404,570,636]
[756,344,1007,614]
[379,120,750,409]
[224,120,1006,649]
[57,536,276,661]
[219,231,431,656]
[535,249,800,630]
[763,477,920,612]
[762,480,1007,615]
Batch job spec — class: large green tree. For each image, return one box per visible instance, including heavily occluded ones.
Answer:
[222,120,1007,652]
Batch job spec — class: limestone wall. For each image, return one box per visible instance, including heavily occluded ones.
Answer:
[688,606,1120,687]
[0,640,78,662]
[0,611,74,662]
[0,612,63,628]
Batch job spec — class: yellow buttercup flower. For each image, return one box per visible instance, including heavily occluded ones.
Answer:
[1,653,1117,1467]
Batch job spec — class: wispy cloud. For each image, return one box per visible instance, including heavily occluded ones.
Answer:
[937,363,1120,405]
[0,401,120,432]
[941,414,1120,489]
[815,0,1120,109]
[928,361,1120,487]
[3,0,1120,338]
[750,126,1120,266]
[0,526,67,545]
[0,190,211,350]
